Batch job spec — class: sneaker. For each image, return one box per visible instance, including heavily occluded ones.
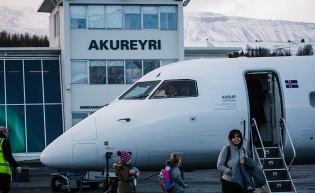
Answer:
[247,186,254,191]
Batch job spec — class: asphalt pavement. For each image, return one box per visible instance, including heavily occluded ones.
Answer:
[8,163,315,193]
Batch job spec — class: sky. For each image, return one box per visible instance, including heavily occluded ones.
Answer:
[184,0,315,23]
[0,0,314,23]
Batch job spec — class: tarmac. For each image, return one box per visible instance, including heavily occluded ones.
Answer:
[8,163,315,193]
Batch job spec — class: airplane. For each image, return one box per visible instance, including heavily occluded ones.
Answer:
[40,56,315,173]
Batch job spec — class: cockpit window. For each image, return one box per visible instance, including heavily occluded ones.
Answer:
[119,81,161,100]
[310,92,315,108]
[150,79,198,99]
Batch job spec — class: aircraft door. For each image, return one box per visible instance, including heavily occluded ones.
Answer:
[271,74,282,145]
[135,150,150,167]
[246,72,284,146]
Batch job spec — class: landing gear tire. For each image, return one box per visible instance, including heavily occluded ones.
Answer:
[89,182,100,189]
[51,176,62,191]
[102,179,118,193]
[69,189,76,193]
[111,180,118,193]
[102,183,110,193]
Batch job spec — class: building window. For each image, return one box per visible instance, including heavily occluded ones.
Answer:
[6,60,24,104]
[124,6,141,30]
[43,60,62,103]
[72,113,88,126]
[0,106,5,126]
[54,12,59,37]
[143,6,158,29]
[89,60,106,84]
[160,6,176,30]
[24,60,43,103]
[143,60,160,75]
[106,6,123,29]
[72,112,95,126]
[71,59,178,85]
[70,5,177,30]
[310,92,315,107]
[7,105,26,152]
[45,105,63,145]
[0,60,4,105]
[70,6,86,29]
[88,6,105,29]
[71,61,87,84]
[108,60,124,84]
[126,60,142,84]
[1,59,63,153]
[26,105,45,152]
[161,59,177,66]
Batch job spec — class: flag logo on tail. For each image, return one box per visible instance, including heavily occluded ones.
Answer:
[285,80,299,88]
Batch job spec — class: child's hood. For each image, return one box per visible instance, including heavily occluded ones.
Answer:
[112,162,124,169]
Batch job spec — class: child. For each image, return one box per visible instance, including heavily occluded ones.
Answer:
[168,153,188,193]
[165,160,171,170]
[113,150,139,193]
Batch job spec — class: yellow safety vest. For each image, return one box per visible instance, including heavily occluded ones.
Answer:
[0,138,11,175]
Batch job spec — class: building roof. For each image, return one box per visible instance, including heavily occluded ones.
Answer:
[38,0,61,13]
[0,47,61,57]
[184,47,242,55]
[0,47,241,57]
[38,0,185,13]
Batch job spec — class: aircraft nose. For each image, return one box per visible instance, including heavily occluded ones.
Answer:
[40,132,70,169]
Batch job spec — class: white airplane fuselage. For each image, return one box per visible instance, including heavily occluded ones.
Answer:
[40,56,315,171]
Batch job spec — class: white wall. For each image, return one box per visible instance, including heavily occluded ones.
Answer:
[71,85,131,111]
[57,0,184,130]
[70,31,179,60]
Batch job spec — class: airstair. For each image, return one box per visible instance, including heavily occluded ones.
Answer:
[251,118,297,193]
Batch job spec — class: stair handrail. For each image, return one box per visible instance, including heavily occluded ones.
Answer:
[280,117,296,171]
[277,143,297,193]
[251,118,266,168]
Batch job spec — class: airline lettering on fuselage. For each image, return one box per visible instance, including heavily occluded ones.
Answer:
[222,95,236,102]
[213,95,237,110]
[88,40,161,50]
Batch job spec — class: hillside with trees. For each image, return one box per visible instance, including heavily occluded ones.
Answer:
[0,30,49,47]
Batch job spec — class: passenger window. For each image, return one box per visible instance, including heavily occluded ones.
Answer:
[310,92,315,108]
[150,79,198,99]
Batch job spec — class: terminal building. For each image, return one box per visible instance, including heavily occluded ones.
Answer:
[0,0,241,160]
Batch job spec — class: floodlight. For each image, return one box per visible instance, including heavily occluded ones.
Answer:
[183,0,190,7]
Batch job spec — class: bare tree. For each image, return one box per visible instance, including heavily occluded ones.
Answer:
[296,44,314,56]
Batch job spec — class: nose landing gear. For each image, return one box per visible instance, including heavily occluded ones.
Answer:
[102,152,119,193]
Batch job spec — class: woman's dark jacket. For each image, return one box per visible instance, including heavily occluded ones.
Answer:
[234,157,266,191]
[0,132,20,180]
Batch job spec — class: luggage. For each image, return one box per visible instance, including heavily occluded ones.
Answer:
[12,168,30,182]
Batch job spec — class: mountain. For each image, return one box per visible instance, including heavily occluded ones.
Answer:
[0,6,48,37]
[0,5,314,51]
[184,12,315,44]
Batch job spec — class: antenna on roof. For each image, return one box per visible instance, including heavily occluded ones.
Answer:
[51,0,58,6]
[51,0,62,7]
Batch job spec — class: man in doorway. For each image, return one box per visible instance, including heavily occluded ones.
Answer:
[247,75,268,145]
